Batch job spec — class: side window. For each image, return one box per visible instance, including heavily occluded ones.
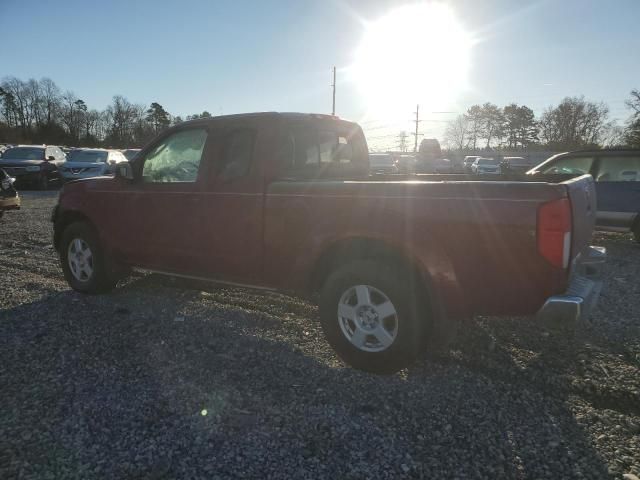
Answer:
[55,147,65,160]
[280,125,366,177]
[45,147,54,160]
[318,131,354,164]
[219,129,255,180]
[595,156,640,182]
[141,128,207,183]
[542,156,594,175]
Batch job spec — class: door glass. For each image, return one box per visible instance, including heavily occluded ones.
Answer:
[541,156,593,175]
[595,156,640,182]
[219,129,255,180]
[142,128,207,183]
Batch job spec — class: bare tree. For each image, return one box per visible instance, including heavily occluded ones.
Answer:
[443,115,470,151]
[625,89,640,147]
[464,105,483,150]
[39,78,61,126]
[539,96,611,150]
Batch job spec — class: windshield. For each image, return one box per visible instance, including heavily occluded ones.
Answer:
[478,158,499,166]
[67,150,109,163]
[1,147,44,161]
[369,154,393,166]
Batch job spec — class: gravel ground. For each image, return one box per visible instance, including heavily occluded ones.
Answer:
[1,191,639,480]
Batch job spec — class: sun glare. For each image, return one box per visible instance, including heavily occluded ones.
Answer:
[351,3,472,120]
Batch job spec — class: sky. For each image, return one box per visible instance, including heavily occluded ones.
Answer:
[2,0,639,150]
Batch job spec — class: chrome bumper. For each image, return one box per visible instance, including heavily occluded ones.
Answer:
[537,246,606,326]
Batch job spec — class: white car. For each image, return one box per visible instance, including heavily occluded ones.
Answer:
[60,149,128,181]
[471,157,501,174]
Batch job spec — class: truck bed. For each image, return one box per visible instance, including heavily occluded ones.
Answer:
[265,174,596,319]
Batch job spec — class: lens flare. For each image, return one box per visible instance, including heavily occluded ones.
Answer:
[351,3,472,120]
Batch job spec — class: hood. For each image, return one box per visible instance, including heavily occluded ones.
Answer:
[0,159,46,167]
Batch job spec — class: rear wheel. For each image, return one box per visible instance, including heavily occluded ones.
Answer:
[319,260,427,374]
[60,222,117,293]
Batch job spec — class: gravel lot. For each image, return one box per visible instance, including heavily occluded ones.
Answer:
[1,191,639,480]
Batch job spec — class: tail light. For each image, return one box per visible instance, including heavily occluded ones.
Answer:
[537,198,572,269]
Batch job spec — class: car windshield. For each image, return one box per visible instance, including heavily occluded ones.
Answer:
[1,147,44,161]
[478,159,499,166]
[67,150,109,163]
[369,154,393,166]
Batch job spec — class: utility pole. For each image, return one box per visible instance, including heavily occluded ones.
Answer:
[412,104,422,152]
[331,66,336,116]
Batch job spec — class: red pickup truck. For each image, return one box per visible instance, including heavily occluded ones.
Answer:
[53,113,605,373]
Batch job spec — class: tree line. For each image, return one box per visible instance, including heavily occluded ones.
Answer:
[0,76,212,148]
[444,93,640,152]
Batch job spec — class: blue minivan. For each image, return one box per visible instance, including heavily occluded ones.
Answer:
[529,149,640,242]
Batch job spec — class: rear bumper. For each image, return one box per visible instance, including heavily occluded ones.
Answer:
[537,246,606,326]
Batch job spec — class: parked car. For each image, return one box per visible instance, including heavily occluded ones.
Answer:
[53,112,604,373]
[500,156,537,174]
[369,153,398,174]
[416,157,452,173]
[60,149,128,182]
[463,155,481,172]
[0,145,66,189]
[471,157,501,174]
[394,154,417,174]
[528,149,640,242]
[0,168,20,219]
[122,149,141,161]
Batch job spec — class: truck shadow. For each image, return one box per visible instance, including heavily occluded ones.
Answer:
[0,275,612,479]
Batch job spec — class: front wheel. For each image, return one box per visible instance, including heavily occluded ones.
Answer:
[60,222,117,293]
[319,260,427,374]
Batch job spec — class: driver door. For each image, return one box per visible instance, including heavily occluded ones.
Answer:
[116,126,211,273]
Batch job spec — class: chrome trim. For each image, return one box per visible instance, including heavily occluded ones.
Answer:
[537,246,606,327]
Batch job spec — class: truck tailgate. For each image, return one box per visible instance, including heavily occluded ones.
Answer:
[563,174,597,264]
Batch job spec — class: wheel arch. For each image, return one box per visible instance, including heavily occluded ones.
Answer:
[53,209,97,252]
[309,235,470,326]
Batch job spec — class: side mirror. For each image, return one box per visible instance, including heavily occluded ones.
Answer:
[116,162,134,180]
[47,155,55,161]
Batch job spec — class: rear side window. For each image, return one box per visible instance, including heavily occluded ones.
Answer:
[279,122,367,178]
[542,156,593,175]
[596,156,640,182]
[219,129,255,180]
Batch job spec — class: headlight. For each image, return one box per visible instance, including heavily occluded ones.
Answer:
[26,165,41,172]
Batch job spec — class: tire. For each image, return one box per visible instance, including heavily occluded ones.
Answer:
[319,260,428,374]
[60,221,117,293]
